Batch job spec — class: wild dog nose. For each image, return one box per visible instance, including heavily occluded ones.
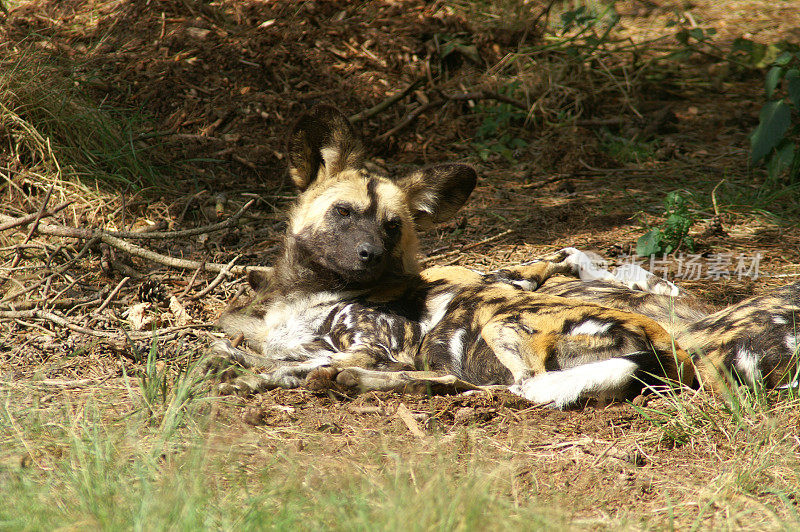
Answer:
[357,242,383,265]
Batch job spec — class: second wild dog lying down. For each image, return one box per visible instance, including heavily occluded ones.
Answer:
[211,104,800,408]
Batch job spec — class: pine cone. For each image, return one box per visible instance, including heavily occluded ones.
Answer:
[137,279,167,303]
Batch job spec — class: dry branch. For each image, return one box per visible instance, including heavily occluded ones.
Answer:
[421,229,515,264]
[348,78,423,123]
[101,199,256,240]
[0,238,99,304]
[376,89,532,140]
[94,276,130,315]
[0,201,72,231]
[190,255,239,300]
[0,308,212,340]
[0,212,273,276]
[0,297,102,312]
[377,99,445,140]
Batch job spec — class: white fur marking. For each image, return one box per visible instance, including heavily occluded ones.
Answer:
[341,304,356,328]
[734,348,760,383]
[786,334,798,354]
[511,280,537,291]
[449,329,467,374]
[509,358,639,408]
[320,146,340,176]
[225,291,353,360]
[570,319,612,336]
[421,291,456,334]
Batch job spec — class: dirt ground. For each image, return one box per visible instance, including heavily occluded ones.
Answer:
[1,0,800,527]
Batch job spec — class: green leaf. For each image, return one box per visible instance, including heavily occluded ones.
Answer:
[786,68,800,108]
[775,51,794,66]
[767,139,795,180]
[733,37,754,52]
[765,66,784,97]
[636,228,663,257]
[775,138,795,166]
[688,28,704,41]
[756,44,785,68]
[750,100,792,164]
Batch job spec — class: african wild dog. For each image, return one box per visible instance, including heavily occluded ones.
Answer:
[210,104,799,408]
[209,104,704,407]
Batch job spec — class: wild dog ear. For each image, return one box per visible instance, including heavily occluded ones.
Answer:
[286,105,365,190]
[396,164,477,230]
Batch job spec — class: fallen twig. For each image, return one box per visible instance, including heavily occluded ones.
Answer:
[349,79,423,123]
[0,308,213,339]
[181,261,205,297]
[100,199,255,240]
[13,378,98,388]
[0,213,272,276]
[395,403,428,441]
[0,296,103,312]
[421,229,515,264]
[190,255,239,300]
[521,175,572,189]
[377,89,533,140]
[445,90,527,110]
[0,238,99,304]
[376,99,445,140]
[0,200,72,232]
[94,276,130,315]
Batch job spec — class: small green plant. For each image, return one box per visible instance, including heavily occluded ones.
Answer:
[138,338,169,411]
[749,50,800,183]
[600,129,656,163]
[123,334,202,438]
[472,82,528,162]
[637,191,696,257]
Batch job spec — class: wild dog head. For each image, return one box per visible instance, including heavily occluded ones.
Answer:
[268,104,477,292]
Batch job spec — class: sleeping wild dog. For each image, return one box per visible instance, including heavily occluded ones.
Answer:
[210,104,800,408]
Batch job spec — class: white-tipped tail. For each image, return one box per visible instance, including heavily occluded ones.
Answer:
[509,358,639,408]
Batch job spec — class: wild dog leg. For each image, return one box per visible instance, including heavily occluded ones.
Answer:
[314,367,484,394]
[484,257,579,291]
[206,337,418,395]
[204,338,271,371]
[422,251,582,291]
[480,320,544,382]
[204,338,331,395]
[480,247,681,296]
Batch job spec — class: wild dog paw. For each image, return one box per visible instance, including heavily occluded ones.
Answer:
[216,366,308,397]
[202,340,249,383]
[612,264,681,297]
[217,373,273,397]
[305,366,340,391]
[202,339,267,374]
[259,359,332,390]
[554,248,615,283]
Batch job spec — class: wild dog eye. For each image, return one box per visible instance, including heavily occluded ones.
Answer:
[334,205,351,217]
[385,219,401,232]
